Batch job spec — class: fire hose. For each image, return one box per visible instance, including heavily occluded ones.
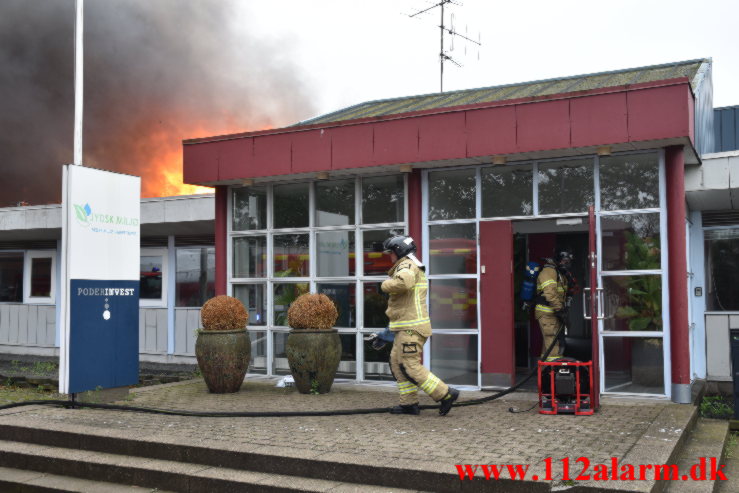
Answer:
[0,324,566,418]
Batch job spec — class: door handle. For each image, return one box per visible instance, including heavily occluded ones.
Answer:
[596,288,605,320]
[583,287,591,320]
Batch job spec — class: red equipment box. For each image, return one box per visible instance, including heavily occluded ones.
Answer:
[538,359,594,415]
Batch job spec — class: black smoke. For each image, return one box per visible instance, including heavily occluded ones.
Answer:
[0,0,316,206]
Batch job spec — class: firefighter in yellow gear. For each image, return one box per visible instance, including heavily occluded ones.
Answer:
[379,235,460,416]
[535,251,573,360]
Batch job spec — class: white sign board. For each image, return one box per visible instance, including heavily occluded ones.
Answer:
[59,165,141,394]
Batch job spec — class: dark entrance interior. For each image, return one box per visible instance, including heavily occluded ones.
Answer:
[512,219,592,382]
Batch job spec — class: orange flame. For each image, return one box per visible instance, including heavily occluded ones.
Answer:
[133,120,274,199]
[137,125,218,198]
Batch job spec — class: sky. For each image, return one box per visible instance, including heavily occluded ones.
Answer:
[1,0,738,206]
[243,0,739,114]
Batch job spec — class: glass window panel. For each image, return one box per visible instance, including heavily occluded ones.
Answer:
[233,284,267,326]
[363,333,393,381]
[336,334,357,379]
[431,334,478,386]
[232,186,267,230]
[362,175,405,224]
[317,231,355,277]
[274,183,309,228]
[233,236,267,278]
[273,234,309,277]
[317,283,356,328]
[362,229,404,276]
[602,275,662,332]
[600,153,659,211]
[538,159,594,214]
[363,282,389,328]
[0,253,23,302]
[429,223,477,275]
[139,255,163,300]
[273,282,309,326]
[429,279,477,329]
[603,337,664,394]
[428,168,476,220]
[272,331,291,375]
[601,213,660,271]
[175,247,215,307]
[30,257,52,298]
[248,330,267,374]
[316,179,355,226]
[705,228,739,311]
[481,165,533,217]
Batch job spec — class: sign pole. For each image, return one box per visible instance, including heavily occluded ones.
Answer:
[73,0,84,166]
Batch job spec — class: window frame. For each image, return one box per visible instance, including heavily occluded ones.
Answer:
[139,247,168,308]
[23,250,55,305]
[228,173,408,380]
[175,245,216,308]
[703,225,739,312]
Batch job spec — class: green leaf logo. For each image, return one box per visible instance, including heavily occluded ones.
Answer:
[73,204,89,225]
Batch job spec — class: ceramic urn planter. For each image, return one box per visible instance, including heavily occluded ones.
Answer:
[286,328,341,394]
[195,328,251,393]
[195,295,250,393]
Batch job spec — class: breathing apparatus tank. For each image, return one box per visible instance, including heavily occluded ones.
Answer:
[520,261,541,302]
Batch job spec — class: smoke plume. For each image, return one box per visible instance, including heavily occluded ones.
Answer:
[0,0,316,206]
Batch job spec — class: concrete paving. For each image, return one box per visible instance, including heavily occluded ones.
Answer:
[0,377,707,491]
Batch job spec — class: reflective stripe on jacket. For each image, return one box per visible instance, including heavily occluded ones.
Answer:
[534,264,567,314]
[381,258,432,337]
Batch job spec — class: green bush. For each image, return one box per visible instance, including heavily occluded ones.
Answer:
[699,395,734,420]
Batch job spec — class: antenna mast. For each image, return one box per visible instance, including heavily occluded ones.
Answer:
[409,0,481,92]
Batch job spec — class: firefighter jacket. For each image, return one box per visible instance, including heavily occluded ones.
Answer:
[381,257,432,337]
[535,262,568,314]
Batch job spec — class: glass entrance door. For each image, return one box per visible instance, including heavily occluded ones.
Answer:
[596,152,666,396]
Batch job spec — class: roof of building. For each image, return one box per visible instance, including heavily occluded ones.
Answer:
[297,58,711,126]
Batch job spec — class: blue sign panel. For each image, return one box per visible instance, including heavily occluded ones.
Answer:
[69,279,139,394]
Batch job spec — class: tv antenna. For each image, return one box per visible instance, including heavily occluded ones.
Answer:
[408,0,481,92]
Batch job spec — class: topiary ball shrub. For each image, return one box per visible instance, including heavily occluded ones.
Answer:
[287,293,338,330]
[201,295,248,331]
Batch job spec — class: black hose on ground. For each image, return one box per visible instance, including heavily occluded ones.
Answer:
[0,324,567,417]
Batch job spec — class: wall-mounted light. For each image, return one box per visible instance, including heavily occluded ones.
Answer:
[492,155,507,166]
[241,178,254,186]
[316,171,330,180]
[399,164,413,173]
[597,146,612,156]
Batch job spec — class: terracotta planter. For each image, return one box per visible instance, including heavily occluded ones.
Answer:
[195,329,251,393]
[286,329,341,394]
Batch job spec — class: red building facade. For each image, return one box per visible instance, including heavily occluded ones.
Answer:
[184,60,713,403]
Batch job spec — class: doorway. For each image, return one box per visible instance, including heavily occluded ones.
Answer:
[479,216,598,389]
[512,218,592,380]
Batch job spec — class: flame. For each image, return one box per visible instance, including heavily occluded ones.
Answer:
[150,150,213,198]
[131,120,274,199]
[136,124,219,198]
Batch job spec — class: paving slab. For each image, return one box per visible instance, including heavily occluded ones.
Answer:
[0,378,700,491]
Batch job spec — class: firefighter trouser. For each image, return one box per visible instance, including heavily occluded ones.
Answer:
[389,330,449,405]
[536,312,564,359]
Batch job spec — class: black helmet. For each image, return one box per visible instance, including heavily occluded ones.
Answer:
[383,235,417,259]
[556,250,573,266]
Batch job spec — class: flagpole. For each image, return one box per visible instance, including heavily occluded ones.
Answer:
[73,0,84,166]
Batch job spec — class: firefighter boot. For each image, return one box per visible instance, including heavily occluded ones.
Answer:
[439,388,459,416]
[390,403,421,415]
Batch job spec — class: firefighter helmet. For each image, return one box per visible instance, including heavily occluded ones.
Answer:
[556,250,574,268]
[383,235,417,259]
